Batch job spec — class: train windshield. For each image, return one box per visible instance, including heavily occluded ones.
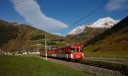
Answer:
[70,48,75,52]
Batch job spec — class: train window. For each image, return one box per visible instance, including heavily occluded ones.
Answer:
[70,48,75,52]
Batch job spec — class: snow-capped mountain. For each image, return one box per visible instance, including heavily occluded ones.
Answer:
[68,25,86,35]
[87,17,119,28]
[67,17,120,35]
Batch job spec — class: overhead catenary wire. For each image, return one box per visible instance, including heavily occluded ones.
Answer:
[79,0,122,25]
[73,9,128,36]
[112,9,128,18]
[60,0,109,34]
[73,0,109,25]
[61,0,127,36]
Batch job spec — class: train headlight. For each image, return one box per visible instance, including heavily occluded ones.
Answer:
[82,53,84,57]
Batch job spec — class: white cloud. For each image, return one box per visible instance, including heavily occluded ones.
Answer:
[105,0,128,11]
[10,0,68,32]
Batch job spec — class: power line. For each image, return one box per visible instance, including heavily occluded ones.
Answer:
[112,10,128,18]
[60,0,109,35]
[75,0,123,24]
[80,0,122,25]
[68,5,128,36]
[61,0,126,36]
[73,0,108,25]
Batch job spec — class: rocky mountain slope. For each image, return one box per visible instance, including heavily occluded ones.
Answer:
[66,17,120,45]
[68,17,119,35]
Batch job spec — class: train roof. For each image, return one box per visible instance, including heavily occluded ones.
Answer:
[55,45,83,50]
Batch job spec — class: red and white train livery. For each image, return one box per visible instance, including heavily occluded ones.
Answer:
[40,45,84,61]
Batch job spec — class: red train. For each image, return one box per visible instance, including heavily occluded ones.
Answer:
[40,45,84,61]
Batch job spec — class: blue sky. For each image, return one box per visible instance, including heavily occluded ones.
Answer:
[0,0,128,36]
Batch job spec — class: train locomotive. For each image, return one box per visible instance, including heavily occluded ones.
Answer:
[40,45,84,61]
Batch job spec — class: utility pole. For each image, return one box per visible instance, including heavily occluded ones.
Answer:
[45,34,47,60]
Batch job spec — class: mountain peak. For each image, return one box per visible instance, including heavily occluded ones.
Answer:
[87,17,119,28]
[67,17,120,35]
[68,24,86,35]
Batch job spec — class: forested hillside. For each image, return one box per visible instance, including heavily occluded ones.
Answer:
[0,19,72,52]
[0,20,20,47]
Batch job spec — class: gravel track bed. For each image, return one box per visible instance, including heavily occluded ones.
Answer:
[41,57,127,76]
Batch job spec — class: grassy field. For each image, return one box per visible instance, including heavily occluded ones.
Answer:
[83,32,128,59]
[0,55,92,76]
[83,51,128,58]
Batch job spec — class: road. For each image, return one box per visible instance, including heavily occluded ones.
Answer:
[84,57,128,64]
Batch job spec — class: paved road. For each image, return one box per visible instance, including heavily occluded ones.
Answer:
[84,57,128,64]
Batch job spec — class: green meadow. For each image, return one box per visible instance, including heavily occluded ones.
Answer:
[0,55,92,76]
[83,33,128,59]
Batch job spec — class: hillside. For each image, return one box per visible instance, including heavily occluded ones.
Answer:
[83,16,128,58]
[0,20,72,52]
[67,27,106,45]
[66,17,119,45]
[0,20,20,47]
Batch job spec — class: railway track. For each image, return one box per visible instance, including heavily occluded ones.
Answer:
[41,56,128,75]
[41,57,127,76]
[80,60,128,75]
